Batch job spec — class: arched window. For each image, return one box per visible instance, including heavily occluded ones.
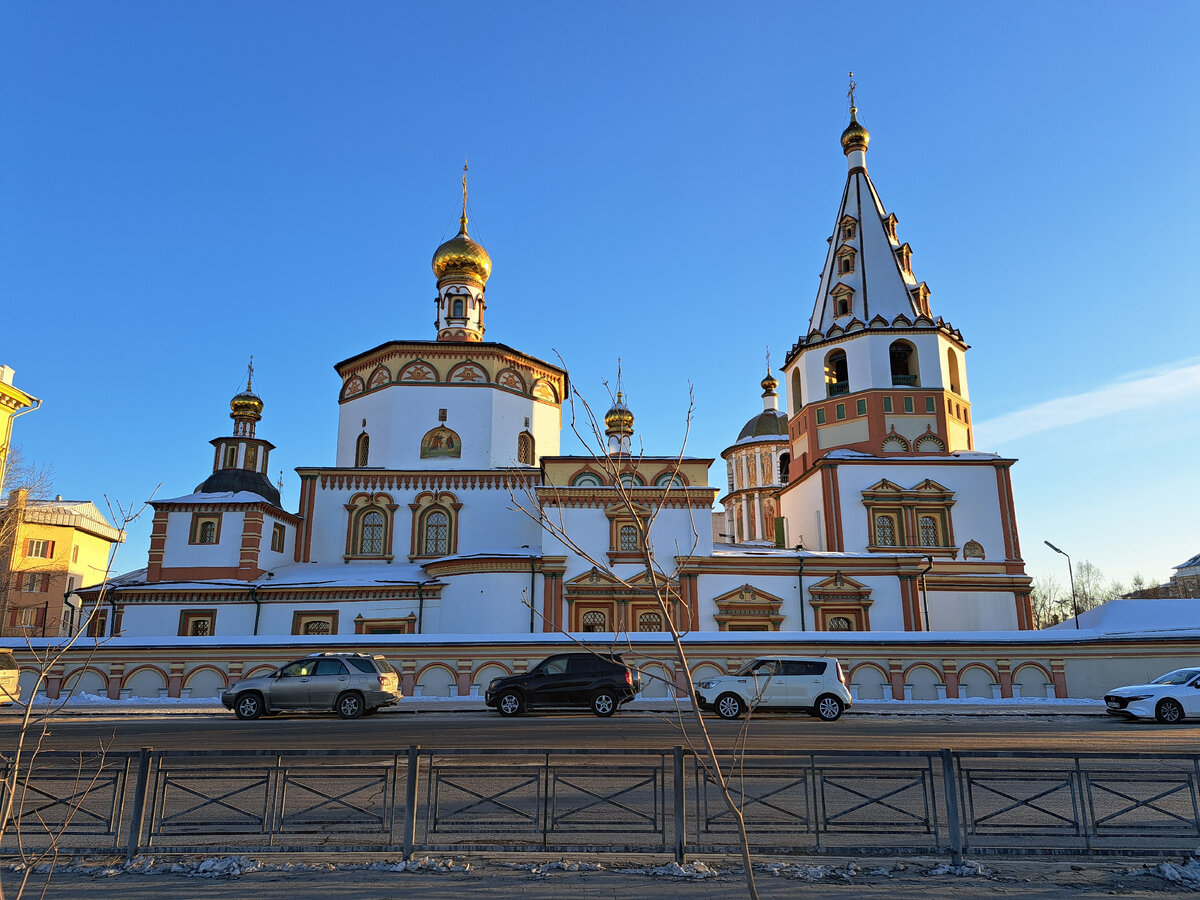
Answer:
[571,472,604,487]
[358,510,385,555]
[224,446,237,468]
[790,369,802,413]
[355,432,370,467]
[582,611,607,632]
[451,297,465,318]
[654,472,684,487]
[825,350,849,396]
[517,432,534,465]
[618,473,644,488]
[198,521,217,544]
[619,525,639,551]
[638,611,663,632]
[778,452,790,484]
[874,514,896,546]
[422,509,450,556]
[947,348,961,395]
[889,341,918,386]
[919,516,939,547]
[827,616,853,632]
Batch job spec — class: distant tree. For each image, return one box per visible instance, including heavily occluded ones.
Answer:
[1030,573,1067,628]
[1073,560,1110,612]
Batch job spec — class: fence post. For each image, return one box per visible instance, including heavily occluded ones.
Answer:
[402,745,420,859]
[939,748,963,865]
[125,747,152,862]
[673,745,686,864]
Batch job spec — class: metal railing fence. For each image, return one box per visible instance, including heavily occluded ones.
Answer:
[4,746,1200,862]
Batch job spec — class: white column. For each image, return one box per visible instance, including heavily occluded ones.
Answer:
[753,493,763,542]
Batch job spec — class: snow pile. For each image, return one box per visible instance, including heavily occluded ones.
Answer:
[1127,856,1200,891]
[759,860,902,881]
[502,860,605,875]
[923,861,994,877]
[11,855,470,879]
[618,861,719,878]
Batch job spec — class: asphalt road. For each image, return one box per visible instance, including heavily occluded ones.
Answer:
[1,708,1193,752]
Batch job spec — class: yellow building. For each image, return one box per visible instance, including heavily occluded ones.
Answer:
[0,365,40,497]
[1,491,124,637]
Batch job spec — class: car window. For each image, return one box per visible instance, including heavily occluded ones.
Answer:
[313,659,346,676]
[541,657,568,675]
[567,656,595,674]
[346,658,377,674]
[780,661,825,676]
[1151,670,1198,686]
[0,650,16,670]
[279,660,315,677]
[740,659,777,676]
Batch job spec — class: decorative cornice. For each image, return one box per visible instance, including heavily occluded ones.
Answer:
[301,469,539,493]
[536,486,717,509]
[150,500,301,524]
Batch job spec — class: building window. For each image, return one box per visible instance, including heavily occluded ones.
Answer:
[21,573,49,592]
[919,515,940,547]
[582,611,607,632]
[889,341,919,386]
[179,610,216,637]
[85,609,108,638]
[903,396,914,413]
[856,398,867,416]
[815,408,826,425]
[947,348,962,394]
[271,523,286,553]
[225,446,237,467]
[827,615,854,632]
[925,396,936,413]
[883,396,893,413]
[189,514,222,545]
[355,432,370,467]
[292,611,338,635]
[825,350,849,396]
[25,540,53,559]
[841,223,856,240]
[66,576,77,593]
[358,510,385,555]
[517,432,534,466]
[835,403,846,420]
[638,610,663,632]
[619,524,639,551]
[421,509,450,556]
[874,514,898,546]
[839,256,853,274]
[244,445,258,471]
[831,286,853,318]
[451,297,465,318]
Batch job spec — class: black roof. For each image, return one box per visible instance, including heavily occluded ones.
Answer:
[195,469,282,508]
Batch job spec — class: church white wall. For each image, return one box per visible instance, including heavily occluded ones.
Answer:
[258,515,295,568]
[927,590,1018,631]
[121,602,259,637]
[778,476,826,551]
[436,571,543,634]
[161,510,243,569]
[834,461,1008,557]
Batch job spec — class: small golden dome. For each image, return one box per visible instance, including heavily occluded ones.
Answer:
[761,372,778,394]
[841,107,870,155]
[432,216,492,287]
[604,392,634,432]
[230,390,263,418]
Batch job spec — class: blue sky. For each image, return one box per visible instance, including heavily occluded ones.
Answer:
[2,2,1197,590]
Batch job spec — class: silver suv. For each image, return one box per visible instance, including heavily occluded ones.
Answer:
[222,653,402,720]
[695,656,852,721]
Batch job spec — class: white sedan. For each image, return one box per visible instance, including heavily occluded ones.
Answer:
[1104,668,1200,723]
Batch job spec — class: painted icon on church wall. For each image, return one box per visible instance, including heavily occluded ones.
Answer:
[421,425,462,459]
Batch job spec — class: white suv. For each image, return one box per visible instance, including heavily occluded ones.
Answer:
[695,656,852,721]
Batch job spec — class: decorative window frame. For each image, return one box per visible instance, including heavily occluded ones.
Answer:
[565,566,680,632]
[830,283,854,318]
[517,431,535,466]
[224,445,238,468]
[408,491,461,561]
[344,492,398,561]
[712,583,785,631]
[570,470,605,487]
[291,610,339,636]
[354,614,418,635]
[808,571,873,631]
[244,445,258,472]
[836,244,857,275]
[189,513,222,545]
[270,522,286,553]
[605,502,650,563]
[355,431,370,466]
[178,609,217,637]
[838,214,858,241]
[861,478,958,556]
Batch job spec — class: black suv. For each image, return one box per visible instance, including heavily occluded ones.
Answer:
[485,652,641,717]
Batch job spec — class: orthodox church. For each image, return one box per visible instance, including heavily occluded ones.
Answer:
[80,102,1033,639]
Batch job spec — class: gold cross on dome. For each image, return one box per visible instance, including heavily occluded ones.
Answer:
[848,71,857,109]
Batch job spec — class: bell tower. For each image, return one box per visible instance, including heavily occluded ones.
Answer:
[431,162,492,342]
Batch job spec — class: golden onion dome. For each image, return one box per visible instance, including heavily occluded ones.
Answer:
[841,107,870,155]
[432,215,492,287]
[230,390,263,418]
[604,392,635,432]
[761,372,778,394]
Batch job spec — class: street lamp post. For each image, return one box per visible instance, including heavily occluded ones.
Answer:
[1044,541,1080,629]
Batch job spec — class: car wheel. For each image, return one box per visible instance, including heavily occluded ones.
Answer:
[235,692,264,720]
[591,689,617,717]
[337,691,365,719]
[1156,698,1184,724]
[716,693,744,720]
[497,690,524,717]
[815,694,844,722]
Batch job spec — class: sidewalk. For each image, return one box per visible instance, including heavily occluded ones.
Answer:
[2,694,1107,716]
